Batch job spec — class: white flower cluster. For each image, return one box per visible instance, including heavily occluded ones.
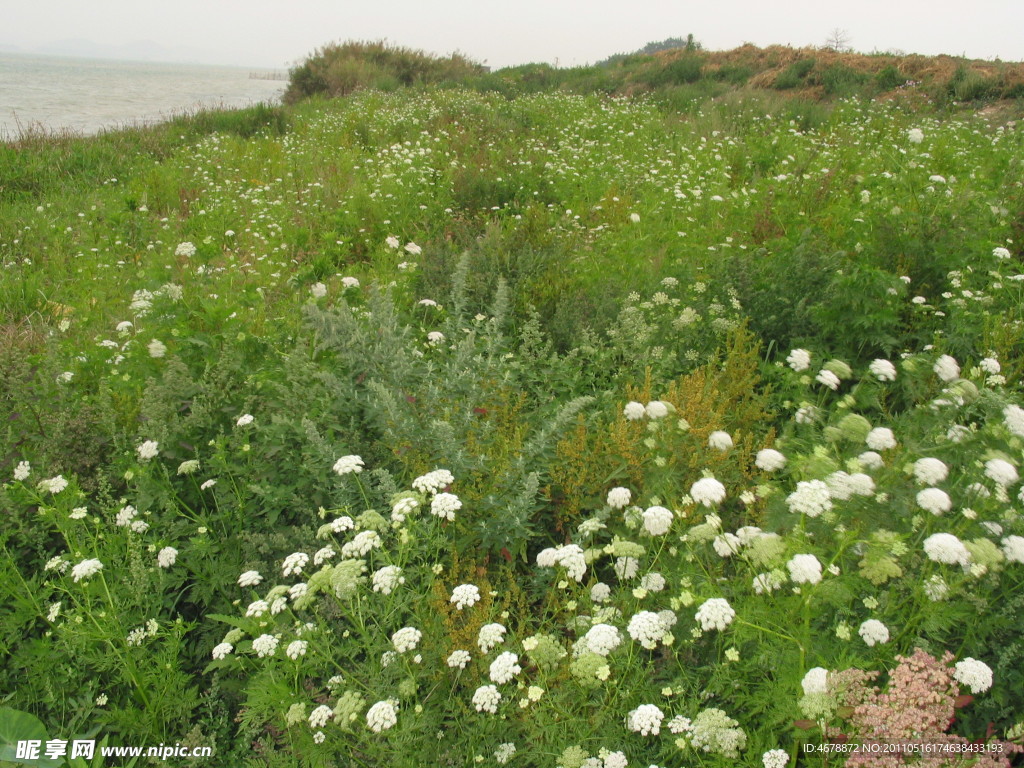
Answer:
[478,623,507,653]
[934,354,960,382]
[606,487,632,508]
[708,430,733,450]
[1004,405,1024,438]
[642,505,674,536]
[953,658,993,693]
[136,440,159,461]
[392,627,422,653]
[787,554,822,585]
[690,477,726,507]
[801,667,828,695]
[71,558,103,583]
[695,598,735,631]
[536,544,587,581]
[923,533,971,566]
[332,455,364,475]
[858,619,889,646]
[787,348,811,372]
[366,700,398,732]
[282,552,308,577]
[755,449,786,472]
[252,634,279,657]
[472,685,502,713]
[341,530,381,558]
[916,487,952,515]
[583,624,622,656]
[627,703,665,736]
[450,583,481,610]
[430,492,462,521]
[913,457,949,485]
[372,565,404,595]
[238,570,263,587]
[869,359,897,381]
[984,458,1018,487]
[627,610,669,649]
[763,749,790,768]
[489,652,521,683]
[412,469,454,494]
[786,480,832,517]
[447,649,472,669]
[865,427,897,450]
[157,546,177,568]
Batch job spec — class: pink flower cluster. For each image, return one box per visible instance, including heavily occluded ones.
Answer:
[829,649,1020,768]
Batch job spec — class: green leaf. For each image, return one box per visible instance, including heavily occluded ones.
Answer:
[0,708,51,766]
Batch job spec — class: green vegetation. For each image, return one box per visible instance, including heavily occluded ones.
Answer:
[2,43,1024,767]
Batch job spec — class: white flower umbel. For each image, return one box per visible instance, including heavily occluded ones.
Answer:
[755,449,786,472]
[447,650,472,669]
[627,704,665,736]
[282,552,309,577]
[623,401,646,420]
[392,627,422,653]
[412,469,454,494]
[309,704,332,729]
[71,558,103,583]
[646,400,669,419]
[869,359,897,381]
[430,492,462,521]
[708,430,733,450]
[478,623,507,653]
[450,583,481,610]
[211,642,232,659]
[691,477,726,507]
[1003,535,1024,563]
[238,570,263,587]
[933,354,960,382]
[953,658,993,693]
[642,505,673,536]
[787,349,811,372]
[606,487,632,509]
[984,458,1018,487]
[372,565,404,595]
[858,619,889,647]
[787,554,823,585]
[913,458,949,485]
[366,700,398,732]
[695,598,736,631]
[923,533,971,566]
[332,455,364,475]
[157,547,177,568]
[1004,405,1024,438]
[136,440,159,461]
[786,480,832,518]
[472,685,502,714]
[489,652,521,684]
[917,488,952,515]
[583,624,622,656]
[252,634,279,657]
[763,749,790,768]
[801,667,828,695]
[627,611,666,649]
[865,427,897,451]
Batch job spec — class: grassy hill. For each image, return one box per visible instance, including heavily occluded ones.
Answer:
[284,39,1024,113]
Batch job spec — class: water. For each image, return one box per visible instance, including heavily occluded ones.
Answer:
[0,52,286,139]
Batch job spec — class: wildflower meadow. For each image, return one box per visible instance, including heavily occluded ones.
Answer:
[2,75,1024,767]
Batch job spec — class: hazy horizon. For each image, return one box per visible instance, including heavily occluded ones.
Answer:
[3,0,1023,71]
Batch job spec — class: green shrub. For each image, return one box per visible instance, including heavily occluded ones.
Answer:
[774,58,816,90]
[875,64,905,91]
[821,64,869,97]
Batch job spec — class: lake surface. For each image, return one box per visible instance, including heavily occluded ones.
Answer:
[0,52,285,139]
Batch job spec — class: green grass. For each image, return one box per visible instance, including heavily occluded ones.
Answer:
[1,85,1023,766]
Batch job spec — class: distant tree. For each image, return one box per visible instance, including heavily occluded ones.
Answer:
[825,28,852,52]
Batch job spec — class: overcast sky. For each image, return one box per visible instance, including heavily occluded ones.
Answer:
[3,0,1023,69]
